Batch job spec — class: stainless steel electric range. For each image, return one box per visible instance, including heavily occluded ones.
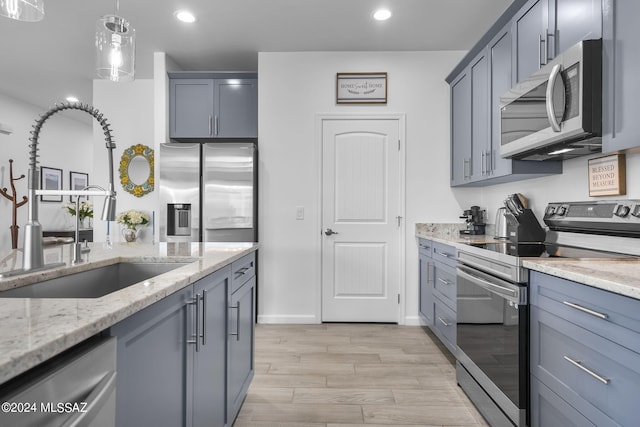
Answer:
[455,200,640,427]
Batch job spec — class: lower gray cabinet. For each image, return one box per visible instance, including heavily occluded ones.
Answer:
[227,275,256,422]
[418,239,434,325]
[110,266,231,427]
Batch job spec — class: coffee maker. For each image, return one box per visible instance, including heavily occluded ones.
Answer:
[460,206,486,235]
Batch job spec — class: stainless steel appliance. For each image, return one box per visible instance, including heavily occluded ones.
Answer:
[500,39,601,161]
[494,207,509,239]
[160,142,257,242]
[456,199,640,427]
[0,337,116,427]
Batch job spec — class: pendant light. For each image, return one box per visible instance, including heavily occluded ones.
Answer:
[95,0,135,82]
[0,0,44,22]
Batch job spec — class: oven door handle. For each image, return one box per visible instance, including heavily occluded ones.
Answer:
[457,265,518,300]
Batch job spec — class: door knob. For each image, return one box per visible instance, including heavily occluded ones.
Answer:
[324,228,339,236]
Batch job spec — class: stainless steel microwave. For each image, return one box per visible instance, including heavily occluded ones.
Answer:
[500,39,602,161]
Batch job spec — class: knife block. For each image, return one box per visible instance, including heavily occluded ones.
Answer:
[505,208,546,243]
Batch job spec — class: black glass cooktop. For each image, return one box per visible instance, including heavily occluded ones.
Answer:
[464,241,631,259]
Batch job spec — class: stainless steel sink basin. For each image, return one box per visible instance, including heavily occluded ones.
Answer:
[0,262,190,299]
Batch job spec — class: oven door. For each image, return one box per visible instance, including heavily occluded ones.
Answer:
[456,264,528,427]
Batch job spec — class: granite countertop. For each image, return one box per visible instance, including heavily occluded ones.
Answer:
[0,242,258,384]
[415,223,640,301]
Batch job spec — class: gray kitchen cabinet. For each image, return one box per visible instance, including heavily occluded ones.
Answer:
[214,79,258,139]
[530,271,640,426]
[110,285,192,427]
[169,73,258,141]
[170,79,215,139]
[430,242,457,355]
[450,70,472,186]
[227,275,256,422]
[530,376,595,427]
[513,0,547,83]
[602,0,640,153]
[470,50,490,182]
[513,0,601,83]
[110,266,232,427]
[418,239,434,326]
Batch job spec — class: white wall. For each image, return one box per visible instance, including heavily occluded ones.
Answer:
[0,94,93,253]
[456,152,640,224]
[92,80,158,244]
[258,51,471,324]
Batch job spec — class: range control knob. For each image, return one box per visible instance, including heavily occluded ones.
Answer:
[556,206,567,216]
[614,205,631,218]
[631,205,640,218]
[545,206,557,216]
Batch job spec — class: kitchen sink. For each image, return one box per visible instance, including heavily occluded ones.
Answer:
[0,262,191,299]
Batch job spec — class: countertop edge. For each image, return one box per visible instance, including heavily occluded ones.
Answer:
[0,244,258,385]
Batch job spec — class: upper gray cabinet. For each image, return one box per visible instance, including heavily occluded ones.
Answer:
[514,0,602,84]
[169,73,258,141]
[450,70,472,186]
[602,0,640,153]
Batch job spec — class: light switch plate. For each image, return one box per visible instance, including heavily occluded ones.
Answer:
[296,206,304,220]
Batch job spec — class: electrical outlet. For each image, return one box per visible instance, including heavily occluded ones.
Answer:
[296,206,304,220]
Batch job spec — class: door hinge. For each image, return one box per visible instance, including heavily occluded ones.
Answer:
[398,140,401,151]
[397,294,400,304]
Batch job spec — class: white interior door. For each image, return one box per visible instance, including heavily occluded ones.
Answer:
[321,118,402,323]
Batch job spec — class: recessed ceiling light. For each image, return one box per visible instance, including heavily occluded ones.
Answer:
[175,10,196,23]
[66,96,79,103]
[373,9,392,21]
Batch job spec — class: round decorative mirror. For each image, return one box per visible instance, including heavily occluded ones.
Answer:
[119,144,154,197]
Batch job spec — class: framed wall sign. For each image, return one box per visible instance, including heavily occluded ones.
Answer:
[336,72,387,104]
[40,166,63,202]
[588,154,626,196]
[69,171,89,202]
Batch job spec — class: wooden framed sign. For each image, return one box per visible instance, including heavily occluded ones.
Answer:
[588,154,626,196]
[336,72,387,104]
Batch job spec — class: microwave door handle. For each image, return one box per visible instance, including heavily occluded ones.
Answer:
[546,63,563,132]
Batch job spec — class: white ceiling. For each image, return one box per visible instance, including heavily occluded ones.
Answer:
[0,0,512,111]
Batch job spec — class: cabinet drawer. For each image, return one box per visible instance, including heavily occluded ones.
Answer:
[417,238,433,258]
[432,262,456,311]
[433,296,456,354]
[432,242,457,268]
[530,375,595,427]
[231,252,256,292]
[531,306,639,427]
[530,271,640,354]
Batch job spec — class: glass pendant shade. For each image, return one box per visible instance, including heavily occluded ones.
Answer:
[0,0,44,22]
[95,15,135,82]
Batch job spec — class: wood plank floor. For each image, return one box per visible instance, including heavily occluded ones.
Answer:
[234,323,489,427]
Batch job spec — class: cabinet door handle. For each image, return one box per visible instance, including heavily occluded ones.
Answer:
[229,302,241,341]
[562,301,608,320]
[435,250,454,259]
[187,294,200,352]
[419,244,431,250]
[214,115,219,135]
[437,277,452,286]
[234,266,250,279]
[208,115,213,136]
[563,356,610,385]
[539,34,545,67]
[438,317,452,327]
[201,290,207,346]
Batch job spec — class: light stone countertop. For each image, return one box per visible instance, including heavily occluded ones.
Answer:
[415,223,640,301]
[0,242,258,385]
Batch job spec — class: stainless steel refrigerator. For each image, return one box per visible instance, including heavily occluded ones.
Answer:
[159,142,257,242]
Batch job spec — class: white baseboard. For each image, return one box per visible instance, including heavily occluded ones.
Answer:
[403,315,428,326]
[257,314,320,324]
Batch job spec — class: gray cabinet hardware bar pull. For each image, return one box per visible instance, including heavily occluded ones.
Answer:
[215,115,219,135]
[234,266,250,279]
[201,290,207,346]
[435,250,453,259]
[208,115,212,136]
[419,244,430,250]
[562,301,608,320]
[187,295,200,352]
[563,356,610,385]
[229,303,241,341]
[438,317,451,327]
[437,278,452,286]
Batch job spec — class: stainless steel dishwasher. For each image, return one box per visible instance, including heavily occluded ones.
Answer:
[0,336,116,427]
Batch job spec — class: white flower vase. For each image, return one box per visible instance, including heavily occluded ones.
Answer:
[122,228,139,243]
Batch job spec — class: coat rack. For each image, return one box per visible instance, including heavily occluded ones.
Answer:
[0,159,28,249]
